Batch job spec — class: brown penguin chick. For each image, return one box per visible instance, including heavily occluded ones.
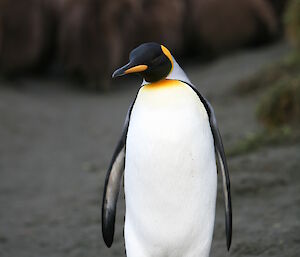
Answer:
[42,0,65,34]
[58,0,140,90]
[138,0,186,56]
[0,0,49,75]
[267,0,290,21]
[186,0,278,56]
[0,17,2,55]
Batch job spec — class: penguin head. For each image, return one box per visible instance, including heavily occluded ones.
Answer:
[112,42,173,83]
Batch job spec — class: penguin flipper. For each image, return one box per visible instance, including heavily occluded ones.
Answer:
[187,84,232,250]
[102,99,136,248]
[206,100,232,251]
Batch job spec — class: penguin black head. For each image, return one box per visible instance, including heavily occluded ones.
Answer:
[112,42,173,83]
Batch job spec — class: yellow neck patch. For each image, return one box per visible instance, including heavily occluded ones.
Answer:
[143,79,183,90]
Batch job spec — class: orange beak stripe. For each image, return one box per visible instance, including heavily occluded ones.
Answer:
[125,65,148,74]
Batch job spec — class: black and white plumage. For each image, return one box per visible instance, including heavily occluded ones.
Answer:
[102,42,232,256]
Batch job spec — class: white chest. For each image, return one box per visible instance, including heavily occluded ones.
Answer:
[124,81,217,257]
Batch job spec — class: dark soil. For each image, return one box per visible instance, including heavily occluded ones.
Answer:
[1,41,299,257]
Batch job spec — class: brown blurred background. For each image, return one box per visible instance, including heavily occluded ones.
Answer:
[0,0,290,88]
[0,0,300,257]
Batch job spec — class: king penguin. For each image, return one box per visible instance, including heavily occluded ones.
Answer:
[102,42,232,257]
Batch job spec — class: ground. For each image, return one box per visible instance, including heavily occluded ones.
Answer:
[0,41,299,257]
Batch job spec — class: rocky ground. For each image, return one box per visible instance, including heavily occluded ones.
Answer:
[0,41,299,257]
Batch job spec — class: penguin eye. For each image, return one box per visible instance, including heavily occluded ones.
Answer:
[151,55,163,66]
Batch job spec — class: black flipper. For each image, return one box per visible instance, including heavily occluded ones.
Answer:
[187,83,232,250]
[205,99,232,250]
[102,98,136,248]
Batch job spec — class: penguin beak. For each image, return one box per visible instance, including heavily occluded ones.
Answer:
[112,62,148,78]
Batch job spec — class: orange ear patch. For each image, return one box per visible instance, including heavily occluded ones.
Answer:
[161,45,173,73]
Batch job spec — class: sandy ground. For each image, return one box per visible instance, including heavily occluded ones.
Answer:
[0,41,299,257]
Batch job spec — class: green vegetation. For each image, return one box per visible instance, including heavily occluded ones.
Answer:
[230,0,300,156]
[284,0,300,50]
[231,55,300,156]
[228,126,300,157]
[234,52,300,96]
[257,74,300,128]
